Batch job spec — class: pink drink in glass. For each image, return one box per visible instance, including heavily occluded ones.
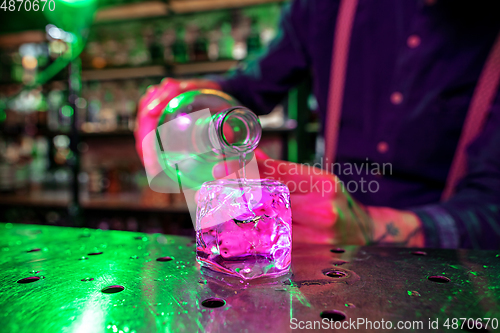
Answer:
[196,179,292,279]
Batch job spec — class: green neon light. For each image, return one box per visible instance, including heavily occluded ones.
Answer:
[61,105,74,117]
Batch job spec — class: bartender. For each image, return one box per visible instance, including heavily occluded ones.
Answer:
[135,0,500,249]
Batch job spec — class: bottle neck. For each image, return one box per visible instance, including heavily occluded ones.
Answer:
[209,107,262,155]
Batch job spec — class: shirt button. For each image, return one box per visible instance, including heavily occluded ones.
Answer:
[377,141,389,154]
[390,92,403,105]
[407,34,421,48]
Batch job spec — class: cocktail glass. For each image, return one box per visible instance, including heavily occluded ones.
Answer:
[196,179,292,280]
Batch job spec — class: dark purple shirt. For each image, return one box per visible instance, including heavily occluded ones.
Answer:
[218,0,500,249]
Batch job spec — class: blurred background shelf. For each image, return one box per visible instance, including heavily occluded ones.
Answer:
[81,191,188,212]
[95,1,169,22]
[81,65,167,81]
[0,0,319,233]
[169,0,287,14]
[80,60,239,81]
[0,190,188,212]
[93,0,287,23]
[172,60,238,76]
[78,129,136,138]
[0,190,70,208]
[0,30,46,48]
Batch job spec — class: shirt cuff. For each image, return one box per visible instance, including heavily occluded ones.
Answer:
[411,205,460,249]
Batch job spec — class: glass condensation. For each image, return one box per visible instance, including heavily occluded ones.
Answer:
[196,179,292,279]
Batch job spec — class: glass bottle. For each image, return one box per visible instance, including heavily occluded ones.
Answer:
[172,26,188,64]
[218,22,235,60]
[144,89,261,192]
[246,19,262,59]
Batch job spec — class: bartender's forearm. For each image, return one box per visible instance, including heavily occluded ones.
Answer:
[366,206,425,247]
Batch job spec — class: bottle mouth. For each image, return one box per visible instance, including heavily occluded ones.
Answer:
[210,107,262,155]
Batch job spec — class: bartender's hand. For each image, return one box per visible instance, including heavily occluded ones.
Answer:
[257,159,425,247]
[135,78,221,162]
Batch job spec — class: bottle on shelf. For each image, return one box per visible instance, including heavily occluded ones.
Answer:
[160,26,176,63]
[30,136,49,191]
[99,83,118,132]
[246,19,262,59]
[193,27,209,62]
[207,27,222,61]
[46,81,66,131]
[0,138,16,192]
[172,26,188,64]
[128,28,151,66]
[231,16,250,60]
[143,25,163,65]
[218,22,235,60]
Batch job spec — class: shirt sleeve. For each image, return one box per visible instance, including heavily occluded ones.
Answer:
[411,90,500,250]
[215,0,313,115]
